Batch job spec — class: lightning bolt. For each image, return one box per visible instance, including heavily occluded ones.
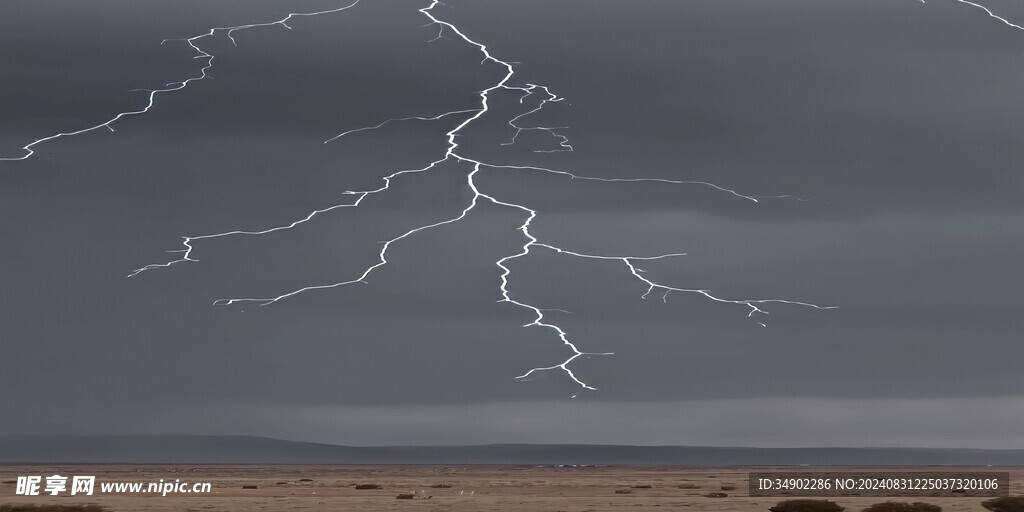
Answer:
[954,1,1024,32]
[0,1,361,162]
[7,0,840,392]
[917,0,1024,33]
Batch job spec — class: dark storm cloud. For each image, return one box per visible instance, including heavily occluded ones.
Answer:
[1,0,1022,447]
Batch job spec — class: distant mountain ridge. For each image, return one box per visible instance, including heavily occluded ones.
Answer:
[1,435,1021,465]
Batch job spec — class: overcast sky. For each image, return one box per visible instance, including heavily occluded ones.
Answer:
[0,0,1022,448]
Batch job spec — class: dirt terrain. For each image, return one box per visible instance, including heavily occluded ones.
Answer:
[2,465,1019,511]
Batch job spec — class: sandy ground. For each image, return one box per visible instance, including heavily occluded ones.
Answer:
[1,465,1019,511]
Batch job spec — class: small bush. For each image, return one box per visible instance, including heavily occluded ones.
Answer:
[0,506,108,512]
[862,502,941,512]
[983,496,1024,512]
[770,499,845,512]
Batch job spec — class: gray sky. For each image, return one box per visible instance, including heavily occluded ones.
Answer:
[0,0,1021,447]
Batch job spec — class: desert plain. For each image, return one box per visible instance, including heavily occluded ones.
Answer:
[2,465,1021,511]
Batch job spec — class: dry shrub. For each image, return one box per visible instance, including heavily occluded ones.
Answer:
[862,502,941,512]
[770,499,845,512]
[983,496,1024,512]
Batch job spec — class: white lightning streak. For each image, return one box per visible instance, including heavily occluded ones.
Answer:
[0,1,360,162]
[477,189,613,390]
[950,0,1024,31]
[324,109,480,144]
